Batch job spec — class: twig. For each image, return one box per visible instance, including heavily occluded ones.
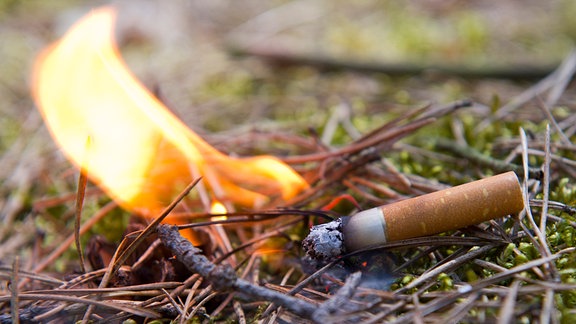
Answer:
[282,117,435,164]
[545,48,576,108]
[390,248,573,323]
[261,257,343,318]
[321,101,361,145]
[10,257,20,324]
[537,99,572,146]
[497,279,520,324]
[519,128,559,281]
[476,50,576,132]
[82,178,201,323]
[112,178,202,276]
[442,292,481,323]
[540,288,555,324]
[229,46,556,80]
[395,245,497,293]
[436,138,542,179]
[312,271,362,322]
[233,300,247,324]
[531,199,576,216]
[540,125,551,234]
[0,294,161,319]
[157,224,317,319]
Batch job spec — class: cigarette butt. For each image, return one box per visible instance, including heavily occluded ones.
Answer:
[342,171,524,252]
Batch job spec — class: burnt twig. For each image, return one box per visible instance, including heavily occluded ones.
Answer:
[157,224,317,319]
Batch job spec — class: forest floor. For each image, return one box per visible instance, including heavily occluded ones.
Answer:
[1,1,576,322]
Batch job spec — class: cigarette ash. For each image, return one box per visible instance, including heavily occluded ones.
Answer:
[302,220,395,293]
[302,218,345,261]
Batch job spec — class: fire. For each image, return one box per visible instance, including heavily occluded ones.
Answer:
[210,201,228,221]
[31,7,308,222]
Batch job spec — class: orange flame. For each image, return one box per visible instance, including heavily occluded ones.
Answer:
[210,201,228,221]
[32,6,308,220]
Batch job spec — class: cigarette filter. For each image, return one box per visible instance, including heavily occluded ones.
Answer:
[303,171,525,260]
[342,171,524,251]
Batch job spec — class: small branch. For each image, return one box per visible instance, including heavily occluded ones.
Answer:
[82,179,201,323]
[312,271,362,322]
[157,224,317,319]
[436,139,543,179]
[282,117,435,164]
[112,178,202,276]
[229,46,555,80]
[11,257,20,324]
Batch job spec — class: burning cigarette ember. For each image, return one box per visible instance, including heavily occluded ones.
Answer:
[31,7,308,230]
[303,171,524,261]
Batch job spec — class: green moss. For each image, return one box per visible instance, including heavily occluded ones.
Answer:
[464,266,479,282]
[437,273,454,291]
[90,204,129,243]
[551,178,576,206]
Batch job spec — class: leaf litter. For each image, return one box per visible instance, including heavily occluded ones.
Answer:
[1,1,576,323]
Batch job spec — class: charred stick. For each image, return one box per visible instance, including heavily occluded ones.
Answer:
[156,225,317,319]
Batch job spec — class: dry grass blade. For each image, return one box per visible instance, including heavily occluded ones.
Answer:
[436,138,542,178]
[390,248,573,323]
[10,257,20,324]
[186,291,218,320]
[538,99,572,146]
[441,292,481,323]
[74,168,89,274]
[0,267,63,287]
[283,117,436,164]
[111,177,202,276]
[312,271,362,322]
[519,128,559,280]
[397,245,497,293]
[540,124,551,233]
[161,288,184,318]
[497,279,520,324]
[158,224,318,319]
[232,300,247,324]
[25,282,182,296]
[545,48,576,108]
[473,248,572,290]
[80,178,200,323]
[0,294,162,319]
[476,50,576,131]
[541,288,555,324]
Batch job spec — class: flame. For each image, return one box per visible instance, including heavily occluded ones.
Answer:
[32,6,308,220]
[210,201,228,221]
